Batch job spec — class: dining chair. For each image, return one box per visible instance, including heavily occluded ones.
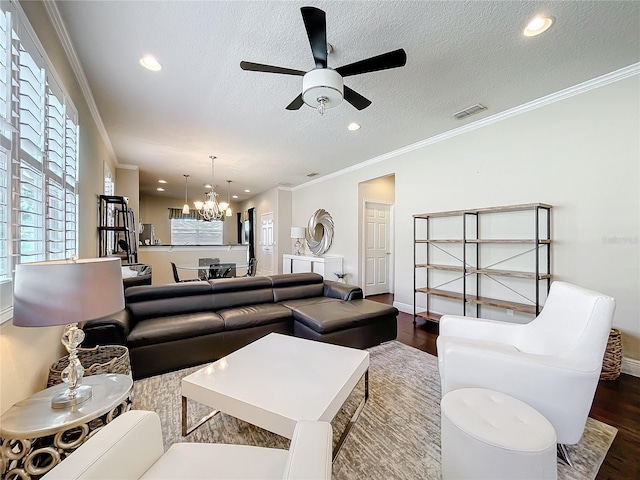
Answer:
[170,262,199,283]
[199,257,220,280]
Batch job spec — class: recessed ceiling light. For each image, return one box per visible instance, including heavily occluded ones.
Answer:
[156,187,165,192]
[140,54,162,71]
[244,189,251,193]
[524,15,554,37]
[204,184,212,189]
[232,195,238,199]
[158,179,167,184]
[347,122,361,131]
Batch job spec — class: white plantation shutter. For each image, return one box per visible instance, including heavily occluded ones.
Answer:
[64,112,78,258]
[0,149,8,280]
[15,16,45,263]
[0,0,79,313]
[0,7,9,281]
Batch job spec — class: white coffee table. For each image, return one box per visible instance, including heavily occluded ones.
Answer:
[181,333,369,461]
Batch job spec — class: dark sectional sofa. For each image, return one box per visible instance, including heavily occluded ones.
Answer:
[82,273,398,379]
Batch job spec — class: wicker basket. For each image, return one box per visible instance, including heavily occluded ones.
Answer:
[47,345,131,388]
[600,328,622,381]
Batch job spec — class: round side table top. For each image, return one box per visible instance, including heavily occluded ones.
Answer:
[0,373,133,439]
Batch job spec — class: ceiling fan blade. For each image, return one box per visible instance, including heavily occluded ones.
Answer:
[240,61,305,76]
[335,49,407,77]
[344,86,372,110]
[301,6,327,69]
[286,94,305,110]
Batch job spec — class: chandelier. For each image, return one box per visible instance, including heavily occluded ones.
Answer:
[194,156,229,221]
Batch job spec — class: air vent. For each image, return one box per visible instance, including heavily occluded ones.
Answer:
[306,172,319,177]
[453,103,487,120]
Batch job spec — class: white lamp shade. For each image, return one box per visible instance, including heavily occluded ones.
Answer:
[13,257,125,327]
[291,227,306,239]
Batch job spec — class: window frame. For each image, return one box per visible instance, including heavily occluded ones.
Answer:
[0,0,79,322]
[170,217,225,246]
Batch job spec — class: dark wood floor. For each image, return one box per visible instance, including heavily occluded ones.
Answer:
[368,294,640,480]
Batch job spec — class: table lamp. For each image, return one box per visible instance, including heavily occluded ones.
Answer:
[290,227,306,255]
[12,257,125,408]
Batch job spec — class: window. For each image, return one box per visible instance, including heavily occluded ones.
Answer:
[170,218,224,245]
[0,0,79,315]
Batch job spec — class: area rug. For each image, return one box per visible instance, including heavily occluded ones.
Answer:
[132,341,616,480]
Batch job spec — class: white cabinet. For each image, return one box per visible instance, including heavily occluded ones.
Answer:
[282,254,343,281]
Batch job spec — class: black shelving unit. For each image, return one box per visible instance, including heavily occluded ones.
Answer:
[98,195,138,264]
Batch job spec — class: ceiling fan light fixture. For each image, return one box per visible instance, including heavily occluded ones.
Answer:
[302,69,343,114]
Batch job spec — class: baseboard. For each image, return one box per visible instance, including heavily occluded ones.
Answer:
[621,357,640,378]
[393,301,413,315]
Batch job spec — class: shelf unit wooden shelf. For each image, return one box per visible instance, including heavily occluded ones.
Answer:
[98,195,138,264]
[413,203,552,324]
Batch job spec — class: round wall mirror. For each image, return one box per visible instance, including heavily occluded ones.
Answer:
[306,209,334,256]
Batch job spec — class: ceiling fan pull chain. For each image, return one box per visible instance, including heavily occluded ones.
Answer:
[317,97,327,116]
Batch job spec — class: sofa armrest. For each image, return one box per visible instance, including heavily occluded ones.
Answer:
[43,411,164,480]
[323,280,363,300]
[82,309,132,346]
[282,421,332,480]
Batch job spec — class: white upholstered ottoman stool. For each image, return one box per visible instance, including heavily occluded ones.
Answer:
[441,388,557,480]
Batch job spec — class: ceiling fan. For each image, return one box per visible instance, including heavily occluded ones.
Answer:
[240,6,407,115]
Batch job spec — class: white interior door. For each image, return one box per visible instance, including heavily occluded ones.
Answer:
[260,212,274,275]
[364,202,391,296]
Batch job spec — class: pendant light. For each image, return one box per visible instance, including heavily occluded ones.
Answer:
[225,180,232,217]
[194,156,225,221]
[182,174,190,214]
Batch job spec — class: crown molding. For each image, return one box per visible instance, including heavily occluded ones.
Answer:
[293,63,640,191]
[43,0,118,166]
[116,163,139,171]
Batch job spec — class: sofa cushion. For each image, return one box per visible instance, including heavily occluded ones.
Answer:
[269,273,324,303]
[279,297,337,309]
[126,282,214,322]
[289,299,399,334]
[209,276,274,310]
[127,312,224,348]
[218,304,293,331]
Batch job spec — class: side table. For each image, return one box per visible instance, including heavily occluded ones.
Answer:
[0,373,133,479]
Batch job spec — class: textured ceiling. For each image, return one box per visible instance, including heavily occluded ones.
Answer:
[52,1,640,201]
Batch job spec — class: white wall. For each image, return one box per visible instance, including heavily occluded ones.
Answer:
[239,187,292,274]
[292,75,640,362]
[115,167,140,230]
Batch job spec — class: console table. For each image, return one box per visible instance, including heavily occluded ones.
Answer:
[0,374,133,479]
[282,254,343,281]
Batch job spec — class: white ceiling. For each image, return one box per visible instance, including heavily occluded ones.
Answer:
[52,1,640,201]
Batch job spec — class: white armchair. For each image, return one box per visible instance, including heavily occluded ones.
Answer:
[437,281,615,453]
[43,410,332,480]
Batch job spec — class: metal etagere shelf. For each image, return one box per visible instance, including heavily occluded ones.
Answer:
[98,195,138,264]
[413,203,552,324]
